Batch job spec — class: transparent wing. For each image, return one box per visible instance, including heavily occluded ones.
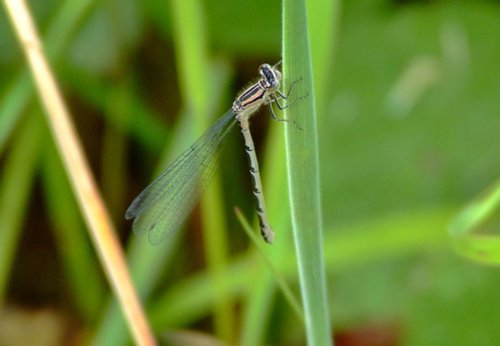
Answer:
[125,110,237,245]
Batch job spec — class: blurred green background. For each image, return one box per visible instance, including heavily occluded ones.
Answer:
[1,0,500,345]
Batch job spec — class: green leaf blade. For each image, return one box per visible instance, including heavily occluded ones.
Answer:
[283,0,333,345]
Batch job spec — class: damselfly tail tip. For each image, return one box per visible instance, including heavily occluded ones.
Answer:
[263,228,275,244]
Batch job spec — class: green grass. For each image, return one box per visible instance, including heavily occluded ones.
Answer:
[283,0,334,344]
[449,177,500,265]
[0,112,42,303]
[0,0,95,155]
[2,0,500,345]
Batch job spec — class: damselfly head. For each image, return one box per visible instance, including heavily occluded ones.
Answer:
[259,63,281,90]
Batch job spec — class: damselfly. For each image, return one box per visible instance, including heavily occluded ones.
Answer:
[126,63,297,245]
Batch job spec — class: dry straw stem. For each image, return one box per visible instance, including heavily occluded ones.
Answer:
[3,1,156,345]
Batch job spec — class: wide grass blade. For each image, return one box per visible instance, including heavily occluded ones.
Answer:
[283,0,333,344]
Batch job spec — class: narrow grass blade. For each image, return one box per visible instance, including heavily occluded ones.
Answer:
[3,1,155,344]
[148,207,450,329]
[41,134,106,320]
[0,112,42,303]
[0,0,95,154]
[235,208,304,322]
[239,123,295,346]
[169,0,233,342]
[449,178,500,265]
[92,0,233,342]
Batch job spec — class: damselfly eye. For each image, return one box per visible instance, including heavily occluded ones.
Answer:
[259,64,279,89]
[259,64,271,78]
